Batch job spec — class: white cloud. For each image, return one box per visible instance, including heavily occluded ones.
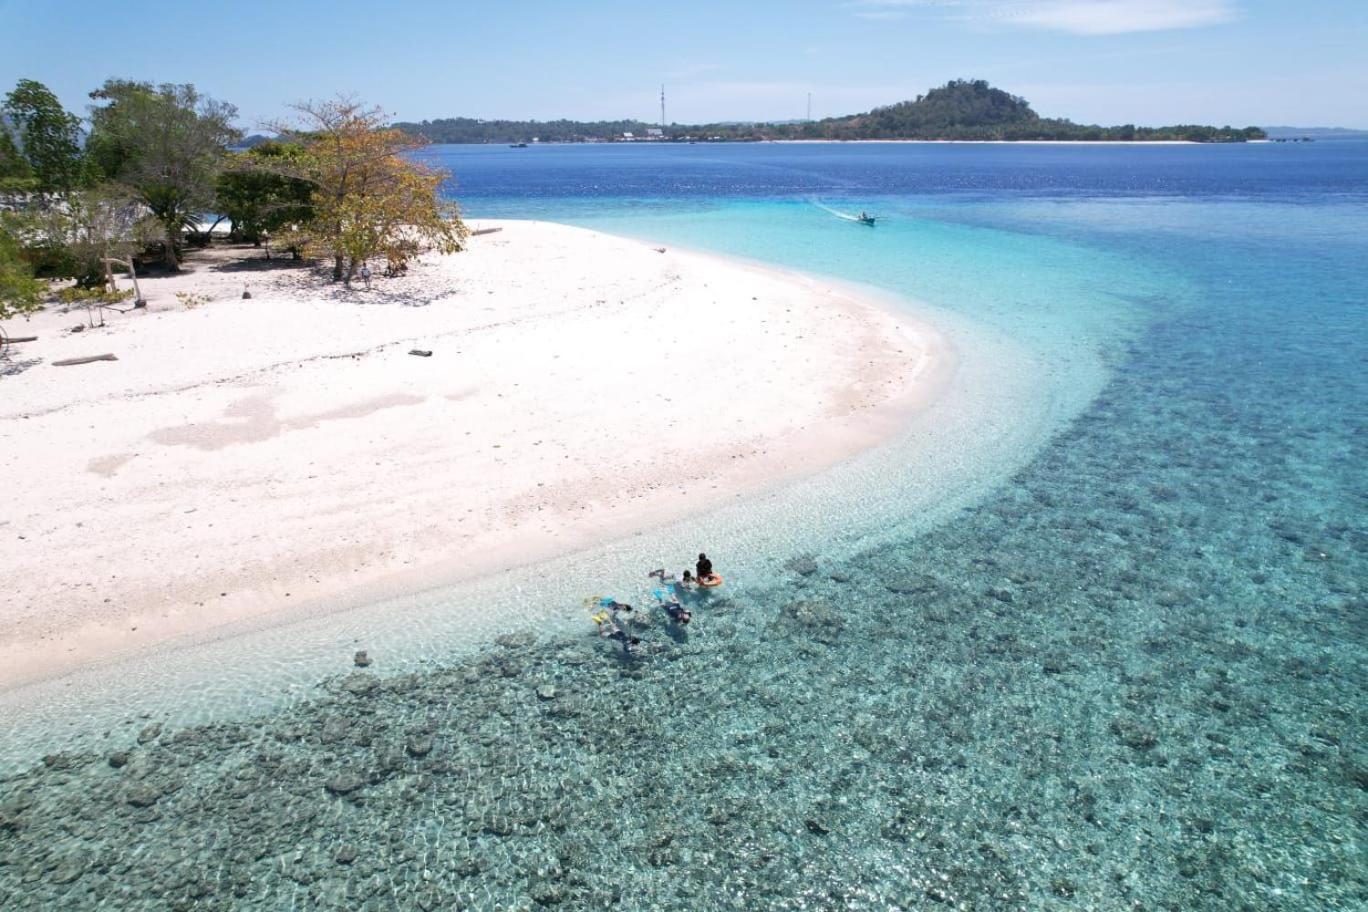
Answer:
[1004,1,1237,34]
[851,1,1239,35]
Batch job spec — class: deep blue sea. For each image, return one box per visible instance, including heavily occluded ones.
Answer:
[3,142,1365,910]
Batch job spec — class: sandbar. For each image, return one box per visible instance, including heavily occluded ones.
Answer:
[0,220,951,689]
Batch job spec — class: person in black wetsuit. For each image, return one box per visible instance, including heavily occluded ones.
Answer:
[696,553,713,581]
[608,629,641,654]
[662,598,692,625]
[594,601,640,655]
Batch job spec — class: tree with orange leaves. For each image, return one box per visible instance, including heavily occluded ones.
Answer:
[271,99,466,284]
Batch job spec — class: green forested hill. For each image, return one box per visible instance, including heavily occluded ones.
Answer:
[396,79,1265,144]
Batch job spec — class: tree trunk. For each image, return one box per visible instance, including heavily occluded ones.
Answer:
[164,222,180,272]
[332,253,344,282]
[192,215,226,247]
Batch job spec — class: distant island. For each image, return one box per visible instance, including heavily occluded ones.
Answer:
[1263,126,1368,141]
[395,79,1267,145]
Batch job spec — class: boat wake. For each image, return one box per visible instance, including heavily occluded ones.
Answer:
[811,200,863,221]
[811,199,877,225]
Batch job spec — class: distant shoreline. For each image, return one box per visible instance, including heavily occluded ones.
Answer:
[395,80,1265,146]
[767,139,1210,146]
[422,138,1268,147]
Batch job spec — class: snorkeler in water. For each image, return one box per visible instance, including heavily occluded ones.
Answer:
[650,566,699,595]
[592,610,640,654]
[591,598,640,655]
[609,628,641,655]
[661,598,692,626]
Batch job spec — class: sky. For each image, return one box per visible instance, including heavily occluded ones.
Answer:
[2,0,1366,129]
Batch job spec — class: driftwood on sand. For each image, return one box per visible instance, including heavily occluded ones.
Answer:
[52,354,119,367]
[470,227,504,237]
[6,335,37,344]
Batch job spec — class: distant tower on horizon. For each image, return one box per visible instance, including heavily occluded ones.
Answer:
[660,84,666,128]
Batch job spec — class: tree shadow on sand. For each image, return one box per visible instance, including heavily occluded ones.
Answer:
[268,264,467,308]
[210,256,315,275]
[0,356,42,378]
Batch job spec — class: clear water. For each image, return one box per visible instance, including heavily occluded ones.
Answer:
[2,142,1364,910]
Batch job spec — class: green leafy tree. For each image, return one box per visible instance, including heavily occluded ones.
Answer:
[86,80,240,271]
[0,219,43,320]
[215,141,314,245]
[12,184,156,286]
[0,127,33,190]
[2,79,82,194]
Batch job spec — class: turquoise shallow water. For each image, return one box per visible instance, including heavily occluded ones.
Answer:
[1,144,1364,909]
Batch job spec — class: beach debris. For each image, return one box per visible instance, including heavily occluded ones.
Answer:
[6,335,37,343]
[409,349,433,357]
[653,247,667,253]
[69,324,84,333]
[470,226,503,236]
[242,284,252,300]
[52,353,118,366]
[353,650,371,668]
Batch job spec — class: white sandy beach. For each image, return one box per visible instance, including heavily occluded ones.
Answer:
[0,220,949,689]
